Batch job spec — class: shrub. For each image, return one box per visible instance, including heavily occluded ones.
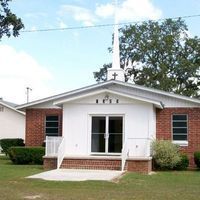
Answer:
[194,151,200,168]
[174,154,189,170]
[0,138,24,155]
[151,140,181,170]
[8,147,45,165]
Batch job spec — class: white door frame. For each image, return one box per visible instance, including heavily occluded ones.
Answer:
[89,114,125,155]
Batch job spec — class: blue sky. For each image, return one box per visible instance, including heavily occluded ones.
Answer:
[1,0,200,104]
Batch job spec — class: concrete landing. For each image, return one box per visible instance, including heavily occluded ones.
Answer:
[27,169,123,181]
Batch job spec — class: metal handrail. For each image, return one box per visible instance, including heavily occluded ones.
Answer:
[121,140,129,171]
[57,137,66,169]
[121,137,152,171]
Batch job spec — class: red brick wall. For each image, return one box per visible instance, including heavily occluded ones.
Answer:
[126,159,152,174]
[156,108,200,167]
[61,158,121,170]
[25,108,62,146]
[43,157,57,169]
[43,156,151,174]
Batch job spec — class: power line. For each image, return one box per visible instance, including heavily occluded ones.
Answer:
[21,14,200,33]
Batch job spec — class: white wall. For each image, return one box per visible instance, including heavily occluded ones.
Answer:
[0,106,25,141]
[62,93,155,157]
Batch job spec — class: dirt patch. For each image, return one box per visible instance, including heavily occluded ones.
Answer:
[111,171,126,183]
[24,195,41,199]
[9,181,18,184]
[149,171,157,175]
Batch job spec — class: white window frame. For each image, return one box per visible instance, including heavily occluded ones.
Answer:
[172,114,188,146]
[89,114,125,156]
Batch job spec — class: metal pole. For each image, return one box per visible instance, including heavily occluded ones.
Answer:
[26,87,32,103]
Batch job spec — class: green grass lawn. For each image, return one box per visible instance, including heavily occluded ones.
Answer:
[0,156,200,200]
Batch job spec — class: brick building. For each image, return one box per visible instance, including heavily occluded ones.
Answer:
[17,80,200,173]
[16,10,200,174]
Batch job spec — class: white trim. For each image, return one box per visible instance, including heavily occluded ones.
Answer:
[54,89,106,105]
[16,81,113,110]
[0,102,25,115]
[43,155,152,160]
[106,89,163,108]
[16,80,200,110]
[127,157,152,161]
[172,141,188,147]
[53,88,163,108]
[60,155,122,160]
[89,114,125,155]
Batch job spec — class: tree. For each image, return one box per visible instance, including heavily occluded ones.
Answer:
[94,18,200,97]
[0,0,24,39]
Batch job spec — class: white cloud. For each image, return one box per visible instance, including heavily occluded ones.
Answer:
[30,26,37,31]
[24,12,48,19]
[0,45,54,104]
[59,21,67,29]
[96,0,162,21]
[95,3,114,18]
[57,18,68,29]
[57,1,162,30]
[59,5,97,26]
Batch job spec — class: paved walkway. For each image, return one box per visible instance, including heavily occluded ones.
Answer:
[27,169,123,181]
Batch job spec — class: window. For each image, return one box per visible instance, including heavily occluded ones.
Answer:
[91,116,123,153]
[172,114,188,141]
[45,115,59,136]
[0,106,4,112]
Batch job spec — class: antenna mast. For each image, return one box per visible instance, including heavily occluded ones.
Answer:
[26,87,32,103]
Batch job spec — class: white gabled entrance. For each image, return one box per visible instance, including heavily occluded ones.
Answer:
[91,115,123,154]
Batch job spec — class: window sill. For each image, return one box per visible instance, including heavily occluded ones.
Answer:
[172,141,188,147]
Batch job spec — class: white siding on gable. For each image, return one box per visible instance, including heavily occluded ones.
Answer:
[110,84,200,107]
[72,93,144,104]
[0,106,25,140]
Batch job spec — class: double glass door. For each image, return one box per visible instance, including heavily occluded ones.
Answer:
[91,116,123,154]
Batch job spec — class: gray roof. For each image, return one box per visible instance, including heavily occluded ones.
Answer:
[0,98,18,108]
[16,80,200,110]
[0,98,24,115]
